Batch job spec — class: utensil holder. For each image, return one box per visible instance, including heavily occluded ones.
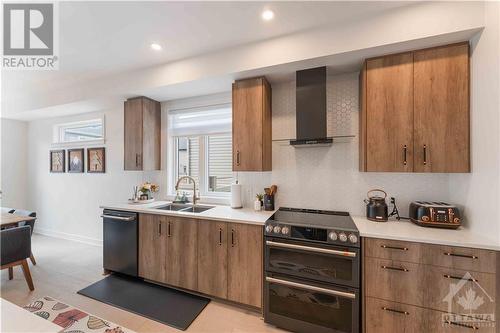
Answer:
[264,194,275,211]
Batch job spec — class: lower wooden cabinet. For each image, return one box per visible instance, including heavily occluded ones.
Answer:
[197,220,228,299]
[227,223,263,308]
[139,214,263,308]
[165,216,198,290]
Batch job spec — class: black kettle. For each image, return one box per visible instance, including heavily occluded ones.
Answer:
[364,189,388,222]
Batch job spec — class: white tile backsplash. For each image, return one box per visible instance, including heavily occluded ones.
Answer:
[242,72,450,216]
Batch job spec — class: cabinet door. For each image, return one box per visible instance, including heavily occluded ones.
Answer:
[232,78,271,171]
[365,53,414,172]
[197,220,228,299]
[124,98,143,170]
[142,98,161,171]
[165,217,198,290]
[414,43,470,172]
[227,223,263,308]
[138,214,167,283]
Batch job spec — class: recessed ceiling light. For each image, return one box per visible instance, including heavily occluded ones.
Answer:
[150,43,162,51]
[262,9,274,21]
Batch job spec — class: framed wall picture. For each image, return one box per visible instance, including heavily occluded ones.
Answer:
[50,150,65,173]
[68,148,85,173]
[87,147,105,173]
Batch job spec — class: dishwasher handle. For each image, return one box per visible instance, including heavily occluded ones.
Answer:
[101,214,135,222]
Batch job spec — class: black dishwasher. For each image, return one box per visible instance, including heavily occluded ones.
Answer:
[102,209,138,277]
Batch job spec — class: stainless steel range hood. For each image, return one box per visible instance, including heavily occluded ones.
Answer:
[290,66,332,147]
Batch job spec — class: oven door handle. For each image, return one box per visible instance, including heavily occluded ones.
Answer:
[266,240,357,258]
[266,277,356,300]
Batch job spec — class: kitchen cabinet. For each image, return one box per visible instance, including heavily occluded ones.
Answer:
[359,43,470,173]
[363,237,498,332]
[138,214,167,283]
[232,77,272,171]
[124,96,161,171]
[197,219,228,299]
[413,43,470,172]
[165,216,198,290]
[227,223,263,308]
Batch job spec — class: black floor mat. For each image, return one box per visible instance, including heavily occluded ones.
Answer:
[78,274,210,331]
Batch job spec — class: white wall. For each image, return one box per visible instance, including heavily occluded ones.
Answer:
[449,2,500,243]
[27,105,162,245]
[1,119,28,209]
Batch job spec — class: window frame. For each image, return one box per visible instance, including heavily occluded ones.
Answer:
[171,132,232,199]
[52,116,105,146]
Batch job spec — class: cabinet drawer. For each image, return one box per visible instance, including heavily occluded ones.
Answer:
[365,297,496,333]
[365,257,425,307]
[424,266,496,315]
[364,238,422,263]
[423,244,497,274]
[365,297,424,333]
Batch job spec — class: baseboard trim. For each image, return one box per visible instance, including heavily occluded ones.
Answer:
[34,227,103,247]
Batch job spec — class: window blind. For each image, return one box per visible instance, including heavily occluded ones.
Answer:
[168,103,232,137]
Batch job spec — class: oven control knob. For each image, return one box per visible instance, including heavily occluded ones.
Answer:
[265,225,273,233]
[339,232,348,242]
[328,231,338,241]
[348,234,358,244]
[281,226,290,235]
[273,226,281,234]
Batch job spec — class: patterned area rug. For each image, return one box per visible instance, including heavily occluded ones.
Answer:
[24,296,136,333]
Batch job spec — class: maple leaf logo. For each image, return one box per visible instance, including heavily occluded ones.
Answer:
[457,289,484,311]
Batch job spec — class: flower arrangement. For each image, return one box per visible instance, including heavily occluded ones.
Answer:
[139,182,159,199]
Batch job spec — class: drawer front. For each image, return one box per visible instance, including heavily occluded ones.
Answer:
[364,238,422,263]
[365,257,425,307]
[424,266,496,315]
[423,244,497,274]
[365,297,423,333]
[365,297,496,333]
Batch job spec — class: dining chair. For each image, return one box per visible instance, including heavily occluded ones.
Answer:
[12,210,37,265]
[0,226,34,291]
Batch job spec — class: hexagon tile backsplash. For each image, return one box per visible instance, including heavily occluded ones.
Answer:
[265,72,450,217]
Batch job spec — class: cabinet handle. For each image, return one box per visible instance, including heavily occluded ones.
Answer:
[158,222,161,236]
[135,154,139,167]
[443,274,478,282]
[236,150,241,166]
[423,145,427,165]
[381,265,409,272]
[443,252,478,260]
[219,228,222,245]
[167,221,171,237]
[381,245,409,251]
[381,307,410,316]
[403,145,407,165]
[444,321,479,330]
[231,229,235,247]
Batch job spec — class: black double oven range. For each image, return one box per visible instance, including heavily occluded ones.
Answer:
[264,207,361,333]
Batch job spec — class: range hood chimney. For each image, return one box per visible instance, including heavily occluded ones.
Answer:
[290,66,332,147]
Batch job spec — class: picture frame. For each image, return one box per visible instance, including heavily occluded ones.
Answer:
[68,148,85,173]
[87,147,105,173]
[50,150,65,173]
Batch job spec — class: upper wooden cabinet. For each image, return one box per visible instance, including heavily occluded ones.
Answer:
[232,77,272,171]
[124,96,161,171]
[360,43,470,173]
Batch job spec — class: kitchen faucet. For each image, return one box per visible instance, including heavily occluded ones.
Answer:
[175,176,198,205]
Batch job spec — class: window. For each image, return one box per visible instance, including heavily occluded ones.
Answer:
[53,118,104,144]
[169,103,232,197]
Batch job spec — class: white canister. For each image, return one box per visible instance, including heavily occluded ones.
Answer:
[231,182,242,209]
[254,200,261,211]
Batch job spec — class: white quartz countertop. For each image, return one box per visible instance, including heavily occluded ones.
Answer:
[353,216,500,251]
[100,201,275,226]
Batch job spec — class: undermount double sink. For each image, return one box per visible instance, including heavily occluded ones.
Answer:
[155,203,214,213]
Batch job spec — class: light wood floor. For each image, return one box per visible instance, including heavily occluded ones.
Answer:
[1,234,285,333]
